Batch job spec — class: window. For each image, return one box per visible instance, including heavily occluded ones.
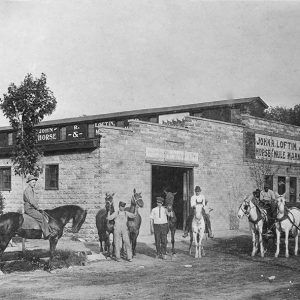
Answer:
[278,176,286,195]
[264,175,273,190]
[45,164,59,190]
[290,177,297,203]
[0,167,11,191]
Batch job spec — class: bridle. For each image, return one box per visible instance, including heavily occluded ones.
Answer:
[131,192,143,207]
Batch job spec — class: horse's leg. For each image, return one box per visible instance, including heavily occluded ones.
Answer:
[258,224,265,258]
[251,227,257,257]
[193,232,198,258]
[275,226,281,258]
[284,227,289,258]
[171,228,175,255]
[189,233,193,255]
[99,234,104,253]
[295,229,299,256]
[49,237,59,259]
[132,232,138,257]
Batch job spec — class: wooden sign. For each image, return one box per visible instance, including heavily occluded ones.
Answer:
[38,127,59,142]
[66,124,87,140]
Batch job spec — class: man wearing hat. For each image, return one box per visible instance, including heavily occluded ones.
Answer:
[182,186,213,238]
[23,175,54,239]
[107,201,137,262]
[150,197,171,259]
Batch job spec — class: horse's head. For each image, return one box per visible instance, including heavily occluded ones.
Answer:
[237,196,252,219]
[164,191,177,207]
[105,192,115,212]
[276,193,286,214]
[71,207,87,233]
[132,188,144,208]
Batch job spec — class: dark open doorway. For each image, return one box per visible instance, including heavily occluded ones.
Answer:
[151,165,193,230]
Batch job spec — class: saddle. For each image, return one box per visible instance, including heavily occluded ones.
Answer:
[21,213,52,230]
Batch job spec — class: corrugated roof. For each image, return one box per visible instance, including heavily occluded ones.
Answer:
[0,97,267,130]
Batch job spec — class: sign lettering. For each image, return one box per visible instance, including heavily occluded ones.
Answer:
[66,124,87,140]
[255,133,300,164]
[38,127,58,142]
[146,147,198,164]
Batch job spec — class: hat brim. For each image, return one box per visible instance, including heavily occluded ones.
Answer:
[27,178,38,183]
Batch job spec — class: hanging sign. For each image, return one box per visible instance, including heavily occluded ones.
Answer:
[66,124,87,140]
[38,127,59,142]
[255,133,300,164]
[146,147,198,164]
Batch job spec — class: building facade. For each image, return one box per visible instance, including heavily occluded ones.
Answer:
[0,98,299,239]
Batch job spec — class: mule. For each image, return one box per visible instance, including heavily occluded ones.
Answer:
[95,193,115,256]
[275,194,300,258]
[125,188,144,256]
[164,191,177,255]
[189,203,205,258]
[237,195,267,257]
[0,205,87,259]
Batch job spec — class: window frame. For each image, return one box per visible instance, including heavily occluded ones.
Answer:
[45,164,59,190]
[0,167,11,191]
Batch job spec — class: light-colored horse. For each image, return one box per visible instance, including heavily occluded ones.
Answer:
[275,194,300,258]
[189,203,205,258]
[237,195,267,257]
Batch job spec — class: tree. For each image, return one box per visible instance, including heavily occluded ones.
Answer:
[264,104,300,126]
[0,73,57,177]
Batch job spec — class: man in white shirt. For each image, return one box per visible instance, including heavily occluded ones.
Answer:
[150,197,171,259]
[182,186,213,238]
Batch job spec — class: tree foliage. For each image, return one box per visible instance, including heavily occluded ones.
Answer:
[0,73,57,176]
[264,104,300,126]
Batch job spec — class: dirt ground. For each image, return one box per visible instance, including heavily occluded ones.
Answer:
[0,232,300,300]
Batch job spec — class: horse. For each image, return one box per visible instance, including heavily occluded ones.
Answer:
[0,205,87,259]
[189,203,205,258]
[237,195,267,257]
[125,188,144,257]
[274,194,300,258]
[95,193,115,256]
[164,191,177,255]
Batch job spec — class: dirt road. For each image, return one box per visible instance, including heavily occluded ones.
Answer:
[0,235,299,299]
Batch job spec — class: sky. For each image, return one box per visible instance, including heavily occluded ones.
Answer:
[0,0,300,127]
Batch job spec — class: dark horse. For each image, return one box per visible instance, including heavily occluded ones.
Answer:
[0,205,87,259]
[125,188,144,257]
[164,190,177,255]
[95,193,115,256]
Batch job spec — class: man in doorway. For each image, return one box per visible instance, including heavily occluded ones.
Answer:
[23,175,55,239]
[150,197,171,259]
[182,186,213,238]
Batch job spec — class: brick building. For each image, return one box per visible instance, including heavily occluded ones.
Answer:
[0,97,299,239]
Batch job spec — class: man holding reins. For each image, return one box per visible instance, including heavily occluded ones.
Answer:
[23,175,56,239]
[182,186,213,238]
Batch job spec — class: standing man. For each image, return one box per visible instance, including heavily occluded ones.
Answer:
[182,186,213,238]
[107,201,136,262]
[23,175,53,239]
[150,197,170,259]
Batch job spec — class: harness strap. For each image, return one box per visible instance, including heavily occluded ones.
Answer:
[248,204,264,224]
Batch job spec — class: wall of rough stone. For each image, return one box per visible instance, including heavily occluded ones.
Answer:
[3,113,300,240]
[241,114,300,200]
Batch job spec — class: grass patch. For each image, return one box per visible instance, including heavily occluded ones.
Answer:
[1,250,87,273]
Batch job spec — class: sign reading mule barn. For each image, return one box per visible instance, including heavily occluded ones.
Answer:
[255,133,300,164]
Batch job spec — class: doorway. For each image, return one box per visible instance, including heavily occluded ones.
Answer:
[151,165,193,229]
